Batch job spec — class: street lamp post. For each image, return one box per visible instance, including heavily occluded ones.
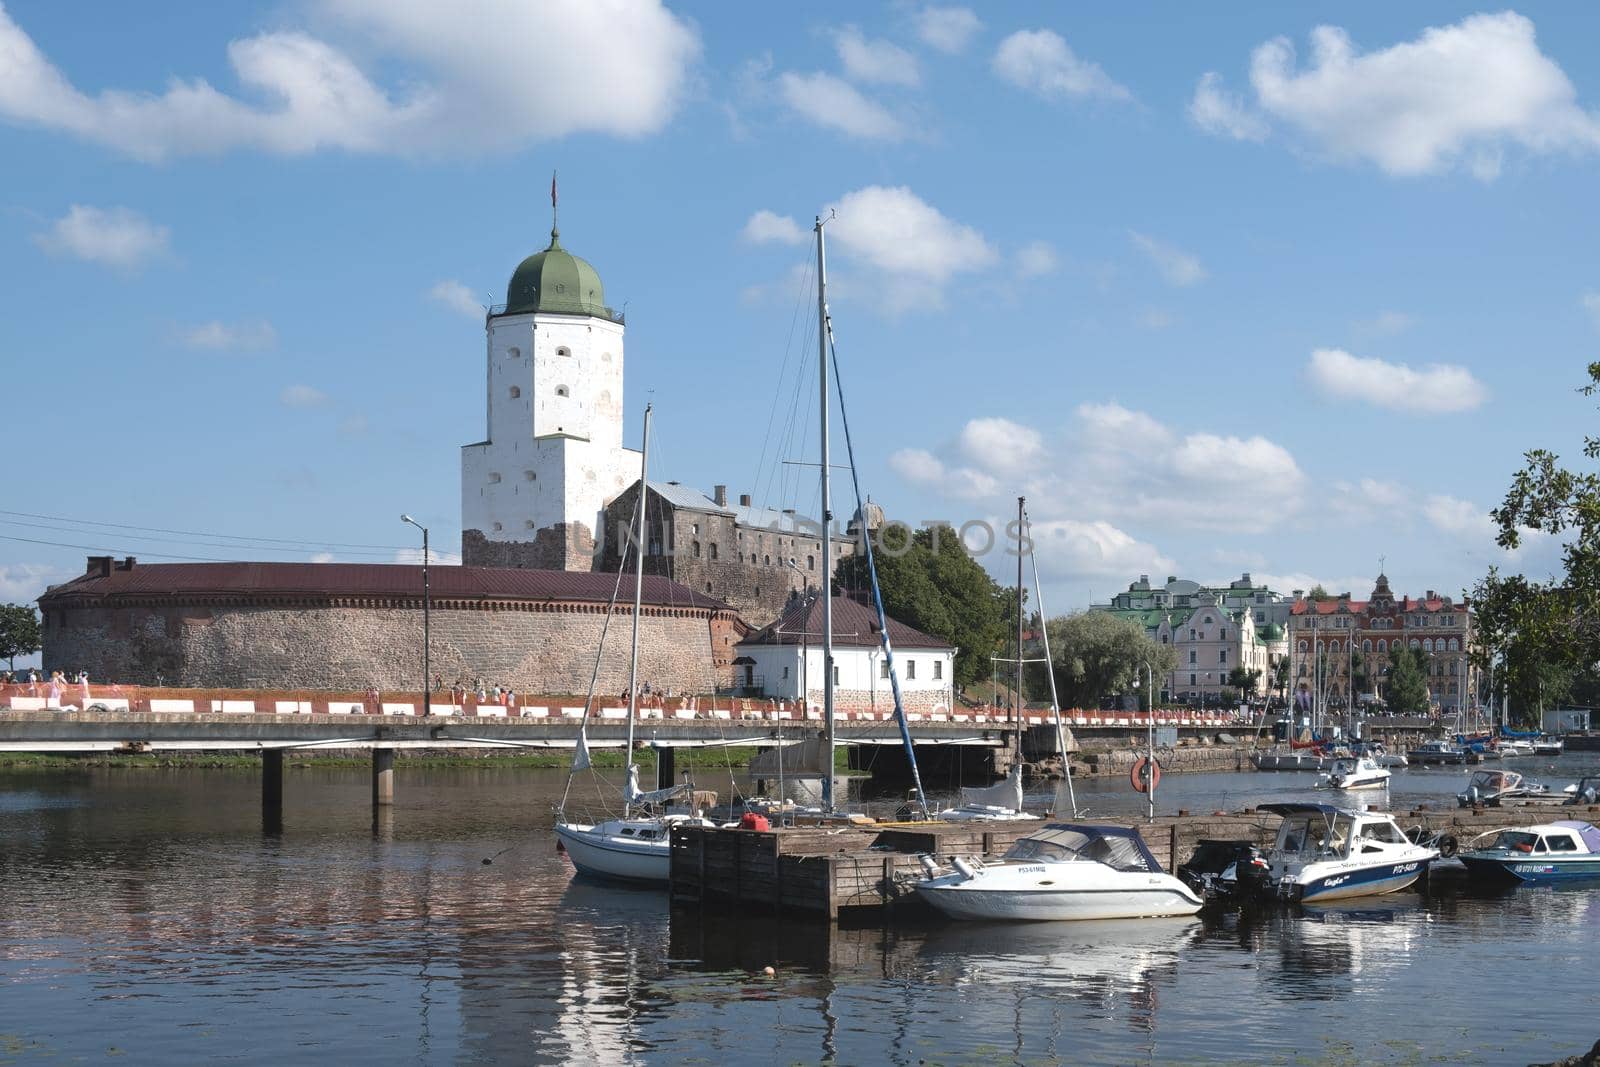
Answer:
[401,515,431,718]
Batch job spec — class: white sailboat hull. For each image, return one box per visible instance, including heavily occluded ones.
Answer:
[916,864,1202,922]
[555,820,672,884]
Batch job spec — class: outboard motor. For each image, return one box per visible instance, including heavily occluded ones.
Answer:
[1459,785,1481,809]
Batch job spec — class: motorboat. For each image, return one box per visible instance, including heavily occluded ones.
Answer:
[1318,757,1390,791]
[1534,736,1565,756]
[1252,746,1332,771]
[1563,776,1600,806]
[1354,742,1407,768]
[1407,740,1468,766]
[1257,803,1438,903]
[1495,739,1537,758]
[1175,839,1271,904]
[935,764,1041,823]
[1457,768,1548,808]
[914,824,1204,921]
[1458,821,1600,885]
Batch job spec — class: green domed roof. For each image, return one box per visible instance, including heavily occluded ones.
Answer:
[503,229,615,318]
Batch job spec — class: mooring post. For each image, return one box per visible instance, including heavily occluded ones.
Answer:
[373,747,396,807]
[262,749,284,833]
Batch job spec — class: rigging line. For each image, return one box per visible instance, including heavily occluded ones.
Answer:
[0,517,401,558]
[749,256,816,513]
[0,532,307,563]
[0,508,411,551]
[758,307,817,514]
[825,330,930,819]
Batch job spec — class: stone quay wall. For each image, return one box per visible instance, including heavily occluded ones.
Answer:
[44,601,737,695]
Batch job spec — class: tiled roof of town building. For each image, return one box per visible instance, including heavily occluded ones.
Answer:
[739,594,952,650]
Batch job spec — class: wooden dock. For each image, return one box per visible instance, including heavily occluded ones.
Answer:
[670,801,1600,919]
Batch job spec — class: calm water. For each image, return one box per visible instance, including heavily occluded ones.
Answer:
[2,758,1599,1065]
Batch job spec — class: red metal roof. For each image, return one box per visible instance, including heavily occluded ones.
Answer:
[40,561,731,611]
[739,594,952,650]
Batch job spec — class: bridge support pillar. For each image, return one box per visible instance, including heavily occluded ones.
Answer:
[262,749,284,833]
[373,747,395,807]
[655,745,676,792]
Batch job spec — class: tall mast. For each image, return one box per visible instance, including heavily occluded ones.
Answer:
[623,403,651,817]
[816,215,836,813]
[1015,496,1025,763]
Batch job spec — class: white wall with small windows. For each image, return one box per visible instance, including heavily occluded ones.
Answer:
[739,642,956,713]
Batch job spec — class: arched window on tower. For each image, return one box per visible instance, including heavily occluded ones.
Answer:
[506,346,521,359]
[709,543,719,560]
[692,541,701,558]
[508,386,521,399]
[556,346,571,358]
[555,385,570,398]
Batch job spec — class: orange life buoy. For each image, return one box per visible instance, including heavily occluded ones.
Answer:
[1131,755,1162,793]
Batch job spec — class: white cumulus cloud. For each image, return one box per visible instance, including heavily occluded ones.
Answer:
[834,26,919,87]
[1030,519,1176,592]
[280,384,330,408]
[1014,240,1058,279]
[1581,292,1600,330]
[1129,231,1206,286]
[1307,348,1487,413]
[777,71,909,141]
[1199,12,1600,178]
[913,7,981,54]
[178,319,276,350]
[741,209,808,246]
[993,29,1130,102]
[428,279,482,318]
[823,185,998,312]
[1188,71,1268,141]
[32,205,169,269]
[0,1,700,160]
[0,562,67,604]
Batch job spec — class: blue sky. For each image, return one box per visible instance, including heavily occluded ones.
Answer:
[1,1,1596,619]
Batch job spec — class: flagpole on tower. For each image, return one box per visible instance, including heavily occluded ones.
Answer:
[551,170,558,240]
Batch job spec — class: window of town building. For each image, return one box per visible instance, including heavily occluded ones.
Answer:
[934,661,943,680]
[709,543,719,560]
[523,470,536,481]
[492,522,502,531]
[880,660,889,680]
[833,666,840,685]
[1363,640,1372,652]
[1423,639,1433,653]
[1378,639,1387,652]
[764,554,771,565]
[1219,627,1227,640]
[1189,650,1197,664]
[1190,628,1196,640]
[508,386,521,399]
[808,555,815,570]
[692,541,701,558]
[907,660,917,680]
[1449,638,1459,651]
[525,520,536,529]
[507,346,521,358]
[1204,615,1213,624]
[1410,639,1421,649]
[691,523,699,535]
[488,472,501,483]
[1219,650,1227,664]
[782,667,789,679]
[1190,673,1197,686]
[1298,640,1308,652]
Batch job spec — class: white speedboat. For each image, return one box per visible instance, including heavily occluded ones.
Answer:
[1318,757,1390,791]
[914,824,1203,921]
[1457,768,1548,808]
[1496,739,1537,758]
[1257,803,1438,903]
[936,765,1041,823]
[1534,736,1565,756]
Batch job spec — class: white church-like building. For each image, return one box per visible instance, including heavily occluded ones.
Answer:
[460,221,637,570]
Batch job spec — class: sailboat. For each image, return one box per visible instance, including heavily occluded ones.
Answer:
[936,496,1078,822]
[554,404,713,884]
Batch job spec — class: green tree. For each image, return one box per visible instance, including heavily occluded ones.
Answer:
[1306,584,1334,601]
[1386,647,1431,714]
[1473,361,1600,720]
[1034,612,1177,711]
[0,603,41,670]
[835,523,1011,690]
[1226,665,1263,700]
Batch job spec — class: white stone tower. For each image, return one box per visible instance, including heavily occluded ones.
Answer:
[461,220,635,570]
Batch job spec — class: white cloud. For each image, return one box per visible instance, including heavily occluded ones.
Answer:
[428,279,482,318]
[394,546,462,566]
[1330,478,1409,523]
[1030,519,1176,591]
[834,26,919,87]
[280,384,330,408]
[1128,231,1206,286]
[0,562,66,604]
[32,205,169,269]
[1188,71,1268,141]
[816,185,996,312]
[777,71,908,141]
[992,29,1130,102]
[1424,494,1496,541]
[1014,240,1058,279]
[1307,348,1487,413]
[741,209,808,246]
[1204,12,1600,178]
[1354,310,1416,337]
[913,7,981,54]
[1581,292,1600,330]
[891,403,1305,534]
[178,319,276,350]
[310,552,336,564]
[0,1,699,160]
[338,413,369,436]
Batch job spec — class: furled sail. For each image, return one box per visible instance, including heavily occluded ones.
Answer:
[624,763,686,807]
[960,763,1025,811]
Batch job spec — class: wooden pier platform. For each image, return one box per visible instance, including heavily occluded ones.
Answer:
[670,801,1600,919]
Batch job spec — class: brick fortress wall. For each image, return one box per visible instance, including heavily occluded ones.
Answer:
[43,599,739,694]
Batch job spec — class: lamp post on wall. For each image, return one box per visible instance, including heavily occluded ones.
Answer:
[401,515,431,718]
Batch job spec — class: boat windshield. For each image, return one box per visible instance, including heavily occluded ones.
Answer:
[1470,771,1505,791]
[1005,828,1157,872]
[1275,813,1356,857]
[1494,831,1543,853]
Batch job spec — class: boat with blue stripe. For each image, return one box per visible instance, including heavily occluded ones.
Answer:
[1459,821,1600,886]
[1257,803,1439,904]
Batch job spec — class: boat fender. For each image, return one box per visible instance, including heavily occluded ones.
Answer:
[739,812,771,832]
[918,854,941,878]
[1131,756,1162,794]
[952,857,978,880]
